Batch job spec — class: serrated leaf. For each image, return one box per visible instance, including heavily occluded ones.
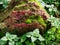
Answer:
[33,29,39,34]
[1,36,7,41]
[38,35,45,41]
[31,36,37,42]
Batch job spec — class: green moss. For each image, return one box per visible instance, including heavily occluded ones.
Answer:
[37,16,46,27]
[26,15,46,27]
[29,15,35,19]
[30,15,46,27]
[25,19,32,24]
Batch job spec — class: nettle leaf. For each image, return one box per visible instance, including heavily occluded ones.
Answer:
[26,29,39,38]
[0,32,19,45]
[9,41,15,45]
[33,29,39,34]
[38,35,45,41]
[13,36,19,41]
[6,32,13,41]
[32,29,40,37]
[31,36,37,42]
[26,29,40,38]
[47,16,56,22]
[47,16,60,28]
[26,29,45,42]
[5,32,19,41]
[1,32,19,44]
[1,36,7,41]
[26,33,32,38]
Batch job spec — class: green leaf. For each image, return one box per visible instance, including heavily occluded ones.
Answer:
[26,34,31,38]
[0,40,6,45]
[57,30,60,34]
[49,35,55,40]
[9,41,15,45]
[38,35,45,41]
[26,29,45,42]
[56,34,60,39]
[47,16,60,28]
[1,36,7,41]
[32,29,40,37]
[6,32,19,41]
[26,29,40,38]
[13,36,19,41]
[33,29,39,34]
[30,42,36,45]
[6,32,12,41]
[25,40,31,45]
[16,42,22,45]
[1,32,19,42]
[47,27,56,34]
[25,40,36,45]
[31,36,37,42]
[21,34,27,42]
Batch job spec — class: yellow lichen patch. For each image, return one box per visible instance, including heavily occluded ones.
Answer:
[0,23,6,29]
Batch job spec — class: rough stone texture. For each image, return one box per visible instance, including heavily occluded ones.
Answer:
[0,0,50,35]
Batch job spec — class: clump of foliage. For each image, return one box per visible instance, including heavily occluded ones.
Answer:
[0,29,45,45]
[0,32,19,45]
[47,16,60,28]
[39,0,60,16]
[0,27,60,45]
[44,16,60,45]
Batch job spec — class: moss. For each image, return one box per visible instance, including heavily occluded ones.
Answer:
[25,19,32,24]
